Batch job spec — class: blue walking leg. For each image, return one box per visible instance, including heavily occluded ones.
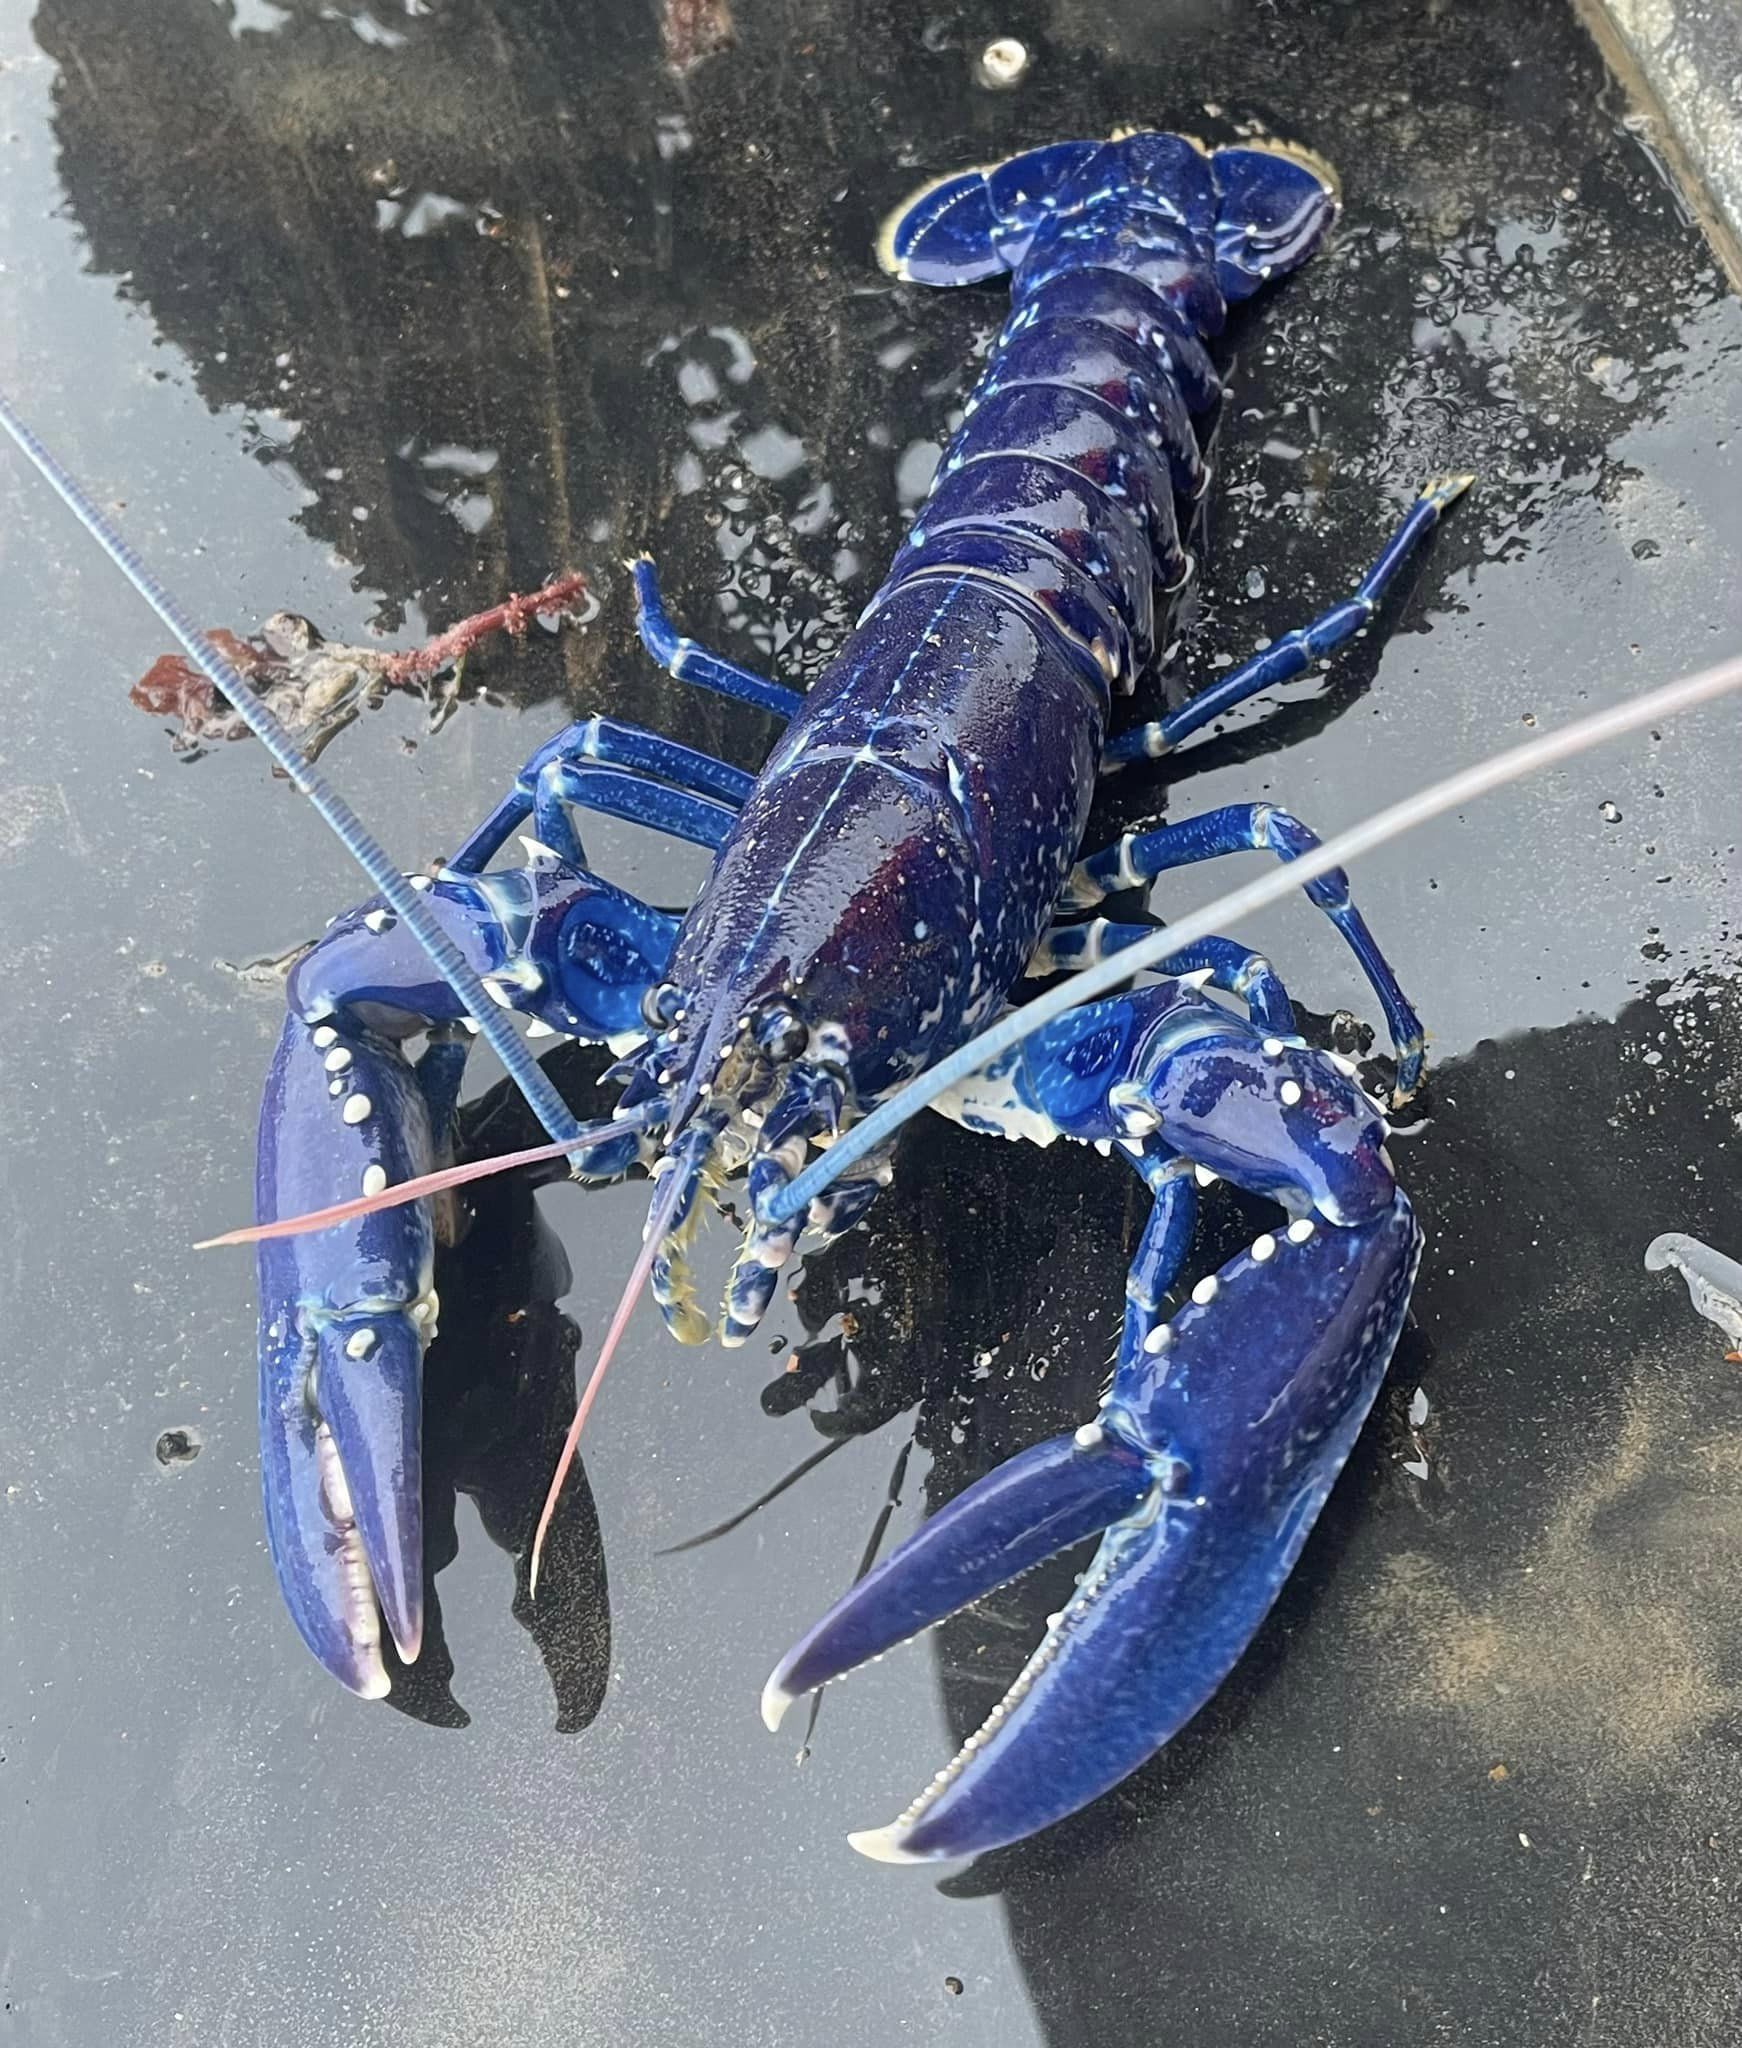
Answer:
[529,762,738,869]
[631,558,805,720]
[1028,920,1298,1040]
[450,716,749,874]
[1105,474,1473,769]
[1066,804,1425,1097]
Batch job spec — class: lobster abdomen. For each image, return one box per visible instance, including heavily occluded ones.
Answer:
[664,136,1338,1111]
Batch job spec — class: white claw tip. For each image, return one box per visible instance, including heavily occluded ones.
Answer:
[847,1825,930,1865]
[354,1662,391,1702]
[760,1675,795,1733]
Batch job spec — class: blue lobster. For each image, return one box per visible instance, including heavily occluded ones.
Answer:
[247,132,1465,1853]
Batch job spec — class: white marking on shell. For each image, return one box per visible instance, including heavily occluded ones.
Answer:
[1280,1080,1303,1106]
[363,909,393,933]
[1074,1422,1104,1449]
[344,1327,377,1360]
[409,874,433,891]
[1262,1037,1285,1056]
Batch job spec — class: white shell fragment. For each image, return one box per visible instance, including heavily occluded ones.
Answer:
[1645,1233,1742,1348]
[975,35,1030,88]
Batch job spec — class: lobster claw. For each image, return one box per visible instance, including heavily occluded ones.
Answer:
[256,1015,441,1696]
[763,1191,1421,1861]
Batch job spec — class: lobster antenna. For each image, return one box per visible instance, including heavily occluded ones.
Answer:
[194,1106,663,1247]
[528,1154,695,1597]
[766,648,1742,1225]
[0,390,584,1152]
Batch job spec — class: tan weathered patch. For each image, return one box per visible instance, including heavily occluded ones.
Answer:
[1355,1352,1739,1772]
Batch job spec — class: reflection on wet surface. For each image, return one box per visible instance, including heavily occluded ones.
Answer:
[1,0,1740,2042]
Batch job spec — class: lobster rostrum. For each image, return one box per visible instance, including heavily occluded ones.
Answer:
[240,131,1468,1846]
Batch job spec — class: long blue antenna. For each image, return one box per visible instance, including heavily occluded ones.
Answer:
[765,650,1742,1224]
[0,389,582,1148]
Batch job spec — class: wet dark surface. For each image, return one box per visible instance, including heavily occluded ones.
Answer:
[2,0,1741,2042]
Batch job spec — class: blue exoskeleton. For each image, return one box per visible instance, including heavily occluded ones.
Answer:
[241,132,1466,1852]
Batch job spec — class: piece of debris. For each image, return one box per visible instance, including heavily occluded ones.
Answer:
[974,36,1030,89]
[1644,1232,1742,1355]
[131,571,589,762]
[661,0,733,75]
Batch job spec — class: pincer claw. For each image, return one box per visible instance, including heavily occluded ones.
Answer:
[256,1015,440,1695]
[765,1192,1421,1861]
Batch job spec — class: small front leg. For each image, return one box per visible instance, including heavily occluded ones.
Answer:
[1028,919,1299,1041]
[1104,474,1473,768]
[631,558,804,719]
[1066,803,1425,1098]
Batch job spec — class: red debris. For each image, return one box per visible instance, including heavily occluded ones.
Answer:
[130,571,589,762]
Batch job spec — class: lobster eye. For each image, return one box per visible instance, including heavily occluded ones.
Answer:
[752,999,808,1062]
[642,981,683,1029]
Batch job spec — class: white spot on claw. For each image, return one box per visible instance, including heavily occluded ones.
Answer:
[1074,1422,1104,1449]
[1280,1080,1303,1106]
[1251,1233,1277,1262]
[1193,1164,1218,1188]
[345,1327,377,1360]
[1287,1217,1315,1243]
[343,1094,372,1125]
[1143,1323,1172,1354]
[363,909,393,933]
[1262,1037,1284,1056]
[312,1025,338,1049]
[324,1047,353,1074]
[362,1164,388,1197]
[1191,1275,1218,1305]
